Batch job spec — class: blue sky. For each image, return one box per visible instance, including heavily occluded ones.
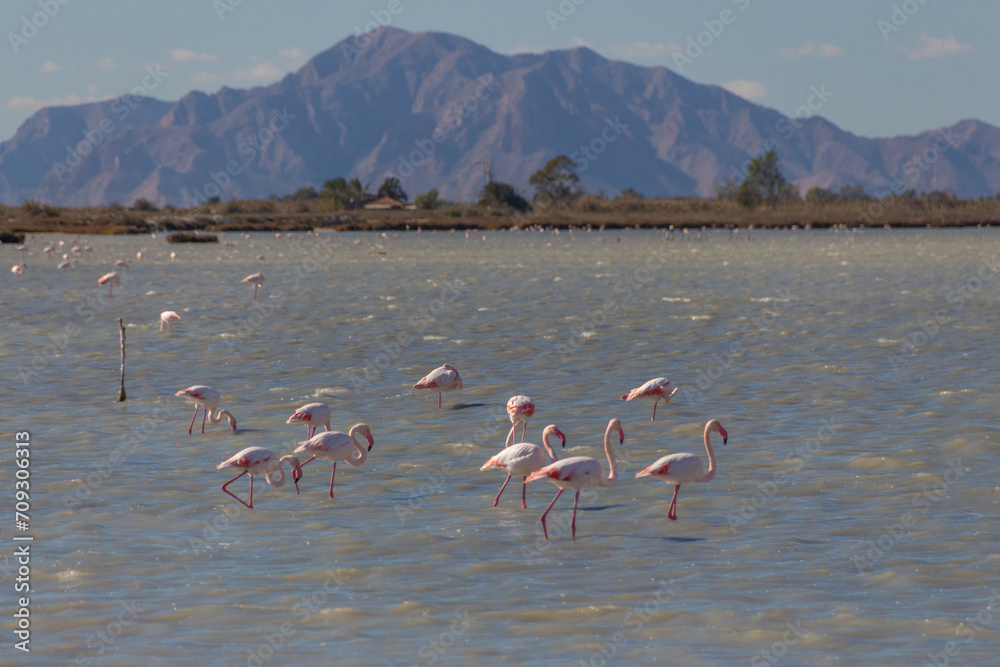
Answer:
[1,0,996,142]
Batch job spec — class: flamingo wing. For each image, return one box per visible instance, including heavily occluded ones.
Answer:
[636,453,704,482]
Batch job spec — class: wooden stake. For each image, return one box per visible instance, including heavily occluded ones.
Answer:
[117,318,127,402]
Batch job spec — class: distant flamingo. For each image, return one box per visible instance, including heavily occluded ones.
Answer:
[242,273,265,299]
[414,364,463,407]
[98,271,120,298]
[526,418,624,540]
[170,252,177,261]
[217,446,303,509]
[286,402,332,438]
[175,385,237,434]
[11,263,25,275]
[635,419,728,521]
[506,395,535,442]
[481,423,565,508]
[294,423,374,498]
[621,377,678,421]
[160,311,181,332]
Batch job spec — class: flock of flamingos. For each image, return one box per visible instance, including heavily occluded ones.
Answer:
[179,361,729,541]
[12,237,729,540]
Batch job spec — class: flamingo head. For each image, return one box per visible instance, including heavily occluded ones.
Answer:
[609,418,625,446]
[352,423,374,451]
[707,420,728,445]
[282,455,304,494]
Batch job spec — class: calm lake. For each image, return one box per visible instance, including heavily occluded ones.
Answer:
[3,226,999,665]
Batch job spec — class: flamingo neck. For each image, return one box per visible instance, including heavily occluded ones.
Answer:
[505,423,517,449]
[603,422,618,485]
[541,426,559,463]
[266,461,287,487]
[703,424,718,482]
[345,426,369,467]
[208,408,236,428]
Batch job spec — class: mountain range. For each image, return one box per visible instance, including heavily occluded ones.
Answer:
[2,27,999,207]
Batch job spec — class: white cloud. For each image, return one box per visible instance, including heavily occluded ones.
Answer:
[8,94,84,110]
[190,72,226,85]
[234,62,285,81]
[722,80,768,101]
[91,57,116,72]
[774,42,843,58]
[609,41,681,60]
[278,47,307,60]
[170,49,219,63]
[907,34,976,60]
[40,61,63,73]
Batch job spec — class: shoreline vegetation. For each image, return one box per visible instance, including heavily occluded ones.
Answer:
[3,196,1000,240]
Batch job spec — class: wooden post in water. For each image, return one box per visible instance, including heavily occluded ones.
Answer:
[117,318,127,402]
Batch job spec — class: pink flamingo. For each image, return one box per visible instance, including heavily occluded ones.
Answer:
[217,446,303,509]
[160,311,181,332]
[413,364,463,407]
[286,402,332,438]
[294,423,374,498]
[635,419,728,521]
[98,271,121,298]
[621,377,678,421]
[481,423,565,508]
[525,418,624,540]
[242,273,265,299]
[175,385,237,434]
[506,395,535,442]
[11,263,25,275]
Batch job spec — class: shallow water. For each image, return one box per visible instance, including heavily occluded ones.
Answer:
[3,226,999,665]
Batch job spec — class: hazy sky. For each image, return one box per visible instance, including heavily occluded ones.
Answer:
[2,0,996,142]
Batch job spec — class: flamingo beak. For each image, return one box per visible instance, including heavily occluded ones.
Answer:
[366,434,374,451]
[720,428,729,445]
[557,432,566,448]
[293,467,302,494]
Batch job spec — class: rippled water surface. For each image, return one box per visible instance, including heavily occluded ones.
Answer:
[3,227,1000,665]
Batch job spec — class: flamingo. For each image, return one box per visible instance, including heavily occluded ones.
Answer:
[621,377,678,421]
[525,418,624,540]
[217,447,303,509]
[481,423,565,508]
[286,402,332,438]
[413,364,463,407]
[242,272,265,299]
[160,311,181,332]
[11,263,25,275]
[635,419,728,521]
[506,395,535,442]
[175,385,237,434]
[293,423,374,498]
[98,271,120,298]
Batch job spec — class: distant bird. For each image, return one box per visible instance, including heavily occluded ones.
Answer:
[175,385,237,434]
[635,419,728,521]
[286,402,332,438]
[217,446,303,509]
[160,310,181,332]
[621,377,678,421]
[414,364,463,408]
[57,260,74,270]
[481,423,565,508]
[294,423,374,498]
[11,263,25,275]
[43,245,54,254]
[170,252,177,261]
[506,395,535,442]
[242,273,265,299]
[114,258,131,270]
[98,271,120,298]
[526,418,624,540]
[136,251,144,262]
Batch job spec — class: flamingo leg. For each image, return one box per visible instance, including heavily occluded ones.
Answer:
[299,456,317,467]
[253,285,258,299]
[571,491,581,539]
[521,477,527,509]
[539,489,565,541]
[187,407,199,435]
[437,391,442,408]
[651,399,658,421]
[201,408,208,434]
[492,475,513,507]
[667,484,681,521]
[221,471,253,509]
[520,422,527,442]
[328,461,338,498]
